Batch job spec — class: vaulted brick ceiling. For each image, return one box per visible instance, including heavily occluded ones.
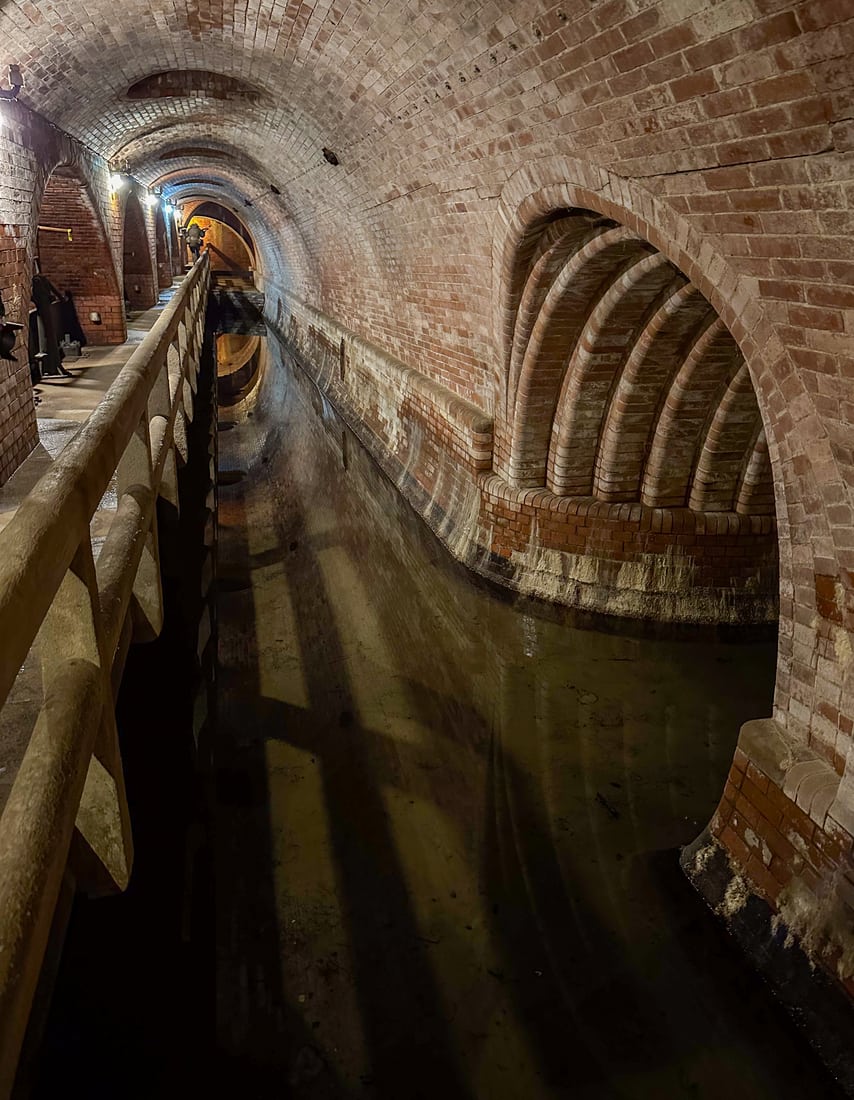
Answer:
[5,0,851,438]
[0,0,496,208]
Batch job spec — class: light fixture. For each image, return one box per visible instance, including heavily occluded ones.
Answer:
[322,147,340,166]
[0,65,23,102]
[110,172,129,192]
[145,193,159,207]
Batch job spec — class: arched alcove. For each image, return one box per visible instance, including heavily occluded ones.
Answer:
[154,204,172,289]
[484,187,779,627]
[37,165,125,345]
[122,192,157,310]
[502,206,775,521]
[168,209,183,272]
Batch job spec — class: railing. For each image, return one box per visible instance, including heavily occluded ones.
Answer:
[0,254,210,1095]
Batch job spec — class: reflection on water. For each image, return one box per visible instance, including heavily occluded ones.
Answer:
[217,332,266,406]
[215,340,840,1098]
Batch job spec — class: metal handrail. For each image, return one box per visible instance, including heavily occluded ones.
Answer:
[0,253,210,1096]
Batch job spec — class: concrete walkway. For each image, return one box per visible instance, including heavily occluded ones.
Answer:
[0,280,184,816]
[0,280,184,537]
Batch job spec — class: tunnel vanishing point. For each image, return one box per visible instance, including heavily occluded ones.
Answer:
[0,1,852,1096]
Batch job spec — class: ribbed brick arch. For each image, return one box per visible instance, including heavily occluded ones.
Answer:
[498,200,774,518]
[37,165,125,345]
[121,191,156,310]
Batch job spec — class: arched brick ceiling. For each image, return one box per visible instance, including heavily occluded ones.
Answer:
[4,0,850,409]
[4,2,845,243]
[157,147,237,162]
[0,0,490,189]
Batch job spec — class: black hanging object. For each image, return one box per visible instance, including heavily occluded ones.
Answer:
[269,184,281,195]
[322,147,340,166]
[0,289,23,361]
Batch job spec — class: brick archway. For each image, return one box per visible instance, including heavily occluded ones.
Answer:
[487,172,779,625]
[122,192,157,311]
[165,206,183,272]
[499,204,774,521]
[182,199,256,273]
[37,165,125,345]
[494,162,854,1004]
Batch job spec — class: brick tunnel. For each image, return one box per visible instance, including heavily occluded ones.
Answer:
[0,2,852,1098]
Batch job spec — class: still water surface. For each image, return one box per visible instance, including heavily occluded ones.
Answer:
[215,340,840,1099]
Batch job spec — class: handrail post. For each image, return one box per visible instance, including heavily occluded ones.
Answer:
[116,414,163,644]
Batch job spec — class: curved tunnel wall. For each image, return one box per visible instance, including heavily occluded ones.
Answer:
[0,0,850,1030]
[264,193,779,628]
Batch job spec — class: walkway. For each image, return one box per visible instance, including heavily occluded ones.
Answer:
[0,281,183,816]
[0,281,184,538]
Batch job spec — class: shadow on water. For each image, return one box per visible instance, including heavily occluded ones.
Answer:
[213,336,846,1099]
[23,322,846,1100]
[215,449,473,1097]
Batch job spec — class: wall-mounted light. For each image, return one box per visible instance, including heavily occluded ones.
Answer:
[110,172,129,192]
[145,193,160,207]
[0,65,23,102]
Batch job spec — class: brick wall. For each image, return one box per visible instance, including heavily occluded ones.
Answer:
[0,229,36,485]
[122,192,157,311]
[0,0,852,1011]
[37,168,124,345]
[0,98,164,483]
[153,206,172,289]
[262,277,779,625]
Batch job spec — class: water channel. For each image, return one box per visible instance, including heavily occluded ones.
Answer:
[214,337,842,1099]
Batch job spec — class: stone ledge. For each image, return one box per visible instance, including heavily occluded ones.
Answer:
[682,829,854,1097]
